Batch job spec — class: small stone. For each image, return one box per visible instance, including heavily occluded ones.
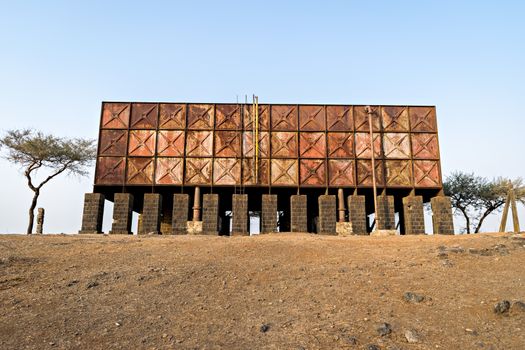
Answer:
[162,333,168,338]
[403,292,425,303]
[404,329,420,343]
[260,324,270,333]
[512,301,525,312]
[86,281,99,289]
[465,328,478,336]
[377,323,392,336]
[341,335,358,345]
[115,322,121,327]
[494,300,511,314]
[366,345,381,350]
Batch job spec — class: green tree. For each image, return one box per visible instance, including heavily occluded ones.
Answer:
[0,129,96,234]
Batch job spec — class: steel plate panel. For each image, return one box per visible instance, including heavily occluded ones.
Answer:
[214,131,241,158]
[411,133,439,159]
[215,104,241,130]
[101,103,130,129]
[299,105,325,131]
[159,104,186,129]
[185,131,213,157]
[355,133,382,158]
[127,158,154,185]
[243,131,270,158]
[242,159,269,185]
[381,106,409,132]
[414,160,441,187]
[356,160,385,186]
[300,159,326,186]
[99,130,127,156]
[185,158,212,185]
[271,132,297,158]
[155,157,184,185]
[328,159,355,186]
[385,160,412,187]
[354,106,381,132]
[271,159,298,186]
[213,158,241,185]
[95,157,125,184]
[410,107,437,132]
[327,132,353,158]
[243,104,270,130]
[157,130,185,157]
[383,133,410,159]
[327,106,353,131]
[299,132,326,158]
[130,103,158,129]
[187,104,214,130]
[128,130,156,156]
[271,105,298,131]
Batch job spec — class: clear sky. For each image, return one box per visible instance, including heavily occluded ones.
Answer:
[0,0,523,233]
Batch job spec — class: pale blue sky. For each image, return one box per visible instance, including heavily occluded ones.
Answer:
[0,0,523,233]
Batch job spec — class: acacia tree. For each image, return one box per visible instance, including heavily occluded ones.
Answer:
[443,171,524,233]
[0,129,96,234]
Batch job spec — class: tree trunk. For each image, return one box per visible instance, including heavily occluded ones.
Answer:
[459,207,471,234]
[474,208,495,233]
[27,190,39,234]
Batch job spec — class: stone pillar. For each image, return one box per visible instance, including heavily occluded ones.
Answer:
[36,208,45,234]
[347,195,367,235]
[261,194,277,233]
[79,193,105,234]
[109,193,134,234]
[337,189,345,222]
[431,196,454,235]
[403,195,425,234]
[172,194,189,235]
[376,195,395,230]
[202,194,219,235]
[318,195,337,234]
[290,195,307,232]
[193,186,201,221]
[141,193,162,235]
[231,194,248,236]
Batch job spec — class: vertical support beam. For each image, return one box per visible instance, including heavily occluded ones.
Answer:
[510,188,521,233]
[36,208,45,234]
[290,195,307,232]
[347,195,367,235]
[193,186,201,221]
[431,196,454,235]
[402,195,425,234]
[337,188,345,222]
[231,194,249,236]
[202,194,219,235]
[110,193,134,234]
[141,193,162,235]
[261,194,277,233]
[318,195,337,234]
[79,193,105,234]
[172,194,189,235]
[376,195,395,230]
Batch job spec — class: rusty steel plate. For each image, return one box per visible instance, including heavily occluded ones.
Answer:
[101,103,130,129]
[327,132,353,158]
[356,160,384,187]
[159,104,186,129]
[128,130,156,157]
[99,130,127,156]
[414,160,441,187]
[130,103,158,129]
[385,160,412,187]
[299,105,325,131]
[381,106,409,132]
[242,159,269,185]
[213,158,241,185]
[214,131,241,158]
[271,159,298,186]
[299,132,326,158]
[215,104,241,130]
[185,131,213,157]
[355,133,382,159]
[328,159,355,187]
[185,158,212,185]
[300,159,326,186]
[409,107,437,132]
[383,133,411,159]
[411,133,439,159]
[327,106,353,131]
[127,157,154,185]
[155,157,184,185]
[271,105,298,131]
[354,105,381,132]
[157,130,185,157]
[95,157,125,184]
[187,104,214,130]
[243,131,270,158]
[243,104,270,131]
[271,132,297,158]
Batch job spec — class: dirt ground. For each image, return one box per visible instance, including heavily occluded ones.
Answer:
[1,232,525,350]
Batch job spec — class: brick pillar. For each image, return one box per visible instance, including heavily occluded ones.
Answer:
[109,193,133,234]
[202,194,219,235]
[172,194,189,235]
[403,195,425,234]
[231,194,248,236]
[347,195,367,235]
[318,195,336,235]
[261,194,277,233]
[36,208,45,234]
[291,195,307,232]
[376,195,395,230]
[431,196,454,235]
[79,193,105,234]
[141,194,162,235]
